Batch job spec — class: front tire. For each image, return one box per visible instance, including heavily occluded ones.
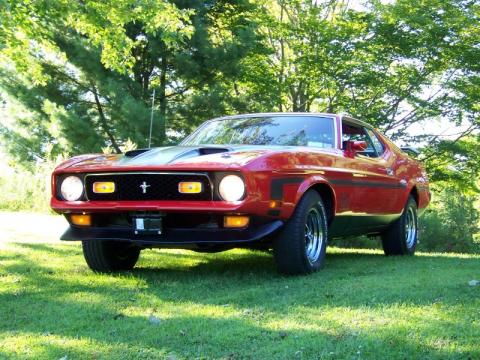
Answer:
[381,195,418,256]
[82,240,140,272]
[273,190,328,275]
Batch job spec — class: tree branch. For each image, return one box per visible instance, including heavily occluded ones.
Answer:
[91,84,121,153]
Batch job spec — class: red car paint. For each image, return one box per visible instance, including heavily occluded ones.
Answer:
[51,113,429,240]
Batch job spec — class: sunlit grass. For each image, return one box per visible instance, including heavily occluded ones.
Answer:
[1,240,479,359]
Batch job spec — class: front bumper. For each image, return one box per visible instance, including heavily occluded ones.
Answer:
[61,220,284,246]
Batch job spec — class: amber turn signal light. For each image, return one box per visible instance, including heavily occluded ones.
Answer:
[178,181,203,194]
[93,181,115,193]
[224,215,250,228]
[269,200,282,208]
[70,214,91,226]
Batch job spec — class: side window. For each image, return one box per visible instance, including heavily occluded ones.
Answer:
[365,128,385,155]
[341,122,378,158]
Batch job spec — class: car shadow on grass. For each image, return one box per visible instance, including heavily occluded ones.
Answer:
[6,242,479,311]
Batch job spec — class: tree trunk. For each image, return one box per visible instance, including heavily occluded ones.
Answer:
[158,52,168,143]
[92,85,121,153]
[278,0,285,112]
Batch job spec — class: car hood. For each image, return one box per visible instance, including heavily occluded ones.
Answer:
[56,145,296,172]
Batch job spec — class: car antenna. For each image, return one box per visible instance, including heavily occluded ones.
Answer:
[148,88,155,148]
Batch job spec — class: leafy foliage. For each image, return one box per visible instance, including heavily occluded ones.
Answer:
[419,187,480,253]
[0,158,55,213]
[0,0,263,159]
[0,0,480,160]
[236,1,479,140]
[0,0,479,185]
[422,136,480,192]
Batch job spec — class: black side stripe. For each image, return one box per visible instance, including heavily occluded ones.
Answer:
[330,179,407,189]
[271,177,304,200]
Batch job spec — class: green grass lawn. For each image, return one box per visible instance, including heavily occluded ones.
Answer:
[0,241,479,360]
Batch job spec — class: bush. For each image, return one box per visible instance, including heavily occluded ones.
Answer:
[0,161,55,213]
[418,189,480,253]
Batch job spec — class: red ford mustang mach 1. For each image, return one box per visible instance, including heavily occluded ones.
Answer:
[51,113,430,275]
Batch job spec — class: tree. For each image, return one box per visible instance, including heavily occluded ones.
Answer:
[236,0,479,138]
[0,0,263,160]
[422,136,480,192]
[0,0,478,189]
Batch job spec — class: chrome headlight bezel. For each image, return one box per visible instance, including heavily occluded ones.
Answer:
[218,174,246,202]
[59,175,84,201]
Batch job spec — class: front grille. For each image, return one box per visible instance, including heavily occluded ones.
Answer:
[85,173,212,201]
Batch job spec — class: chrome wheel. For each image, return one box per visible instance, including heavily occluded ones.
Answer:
[405,207,417,249]
[305,207,323,264]
[274,190,328,274]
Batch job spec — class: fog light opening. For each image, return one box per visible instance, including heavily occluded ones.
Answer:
[93,181,115,193]
[178,181,203,194]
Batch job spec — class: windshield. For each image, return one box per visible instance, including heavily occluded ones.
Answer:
[182,116,336,148]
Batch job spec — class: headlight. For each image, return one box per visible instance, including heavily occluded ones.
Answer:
[60,176,84,201]
[218,175,245,202]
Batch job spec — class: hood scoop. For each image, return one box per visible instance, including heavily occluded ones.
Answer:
[120,146,232,165]
[124,146,230,158]
[198,147,231,155]
[169,146,231,163]
[124,148,150,157]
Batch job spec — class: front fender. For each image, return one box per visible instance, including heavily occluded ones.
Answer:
[284,176,337,219]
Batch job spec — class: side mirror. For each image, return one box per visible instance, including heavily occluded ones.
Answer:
[352,141,368,152]
[344,140,367,157]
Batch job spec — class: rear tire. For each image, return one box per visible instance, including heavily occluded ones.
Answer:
[273,190,328,275]
[381,195,418,256]
[82,240,140,272]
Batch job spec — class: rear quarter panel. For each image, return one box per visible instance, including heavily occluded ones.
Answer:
[376,132,430,213]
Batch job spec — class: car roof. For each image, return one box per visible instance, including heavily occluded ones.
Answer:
[341,115,375,130]
[210,112,374,130]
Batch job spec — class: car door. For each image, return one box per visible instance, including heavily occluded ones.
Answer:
[337,120,402,231]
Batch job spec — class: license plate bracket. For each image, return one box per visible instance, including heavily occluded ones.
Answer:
[133,216,163,235]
